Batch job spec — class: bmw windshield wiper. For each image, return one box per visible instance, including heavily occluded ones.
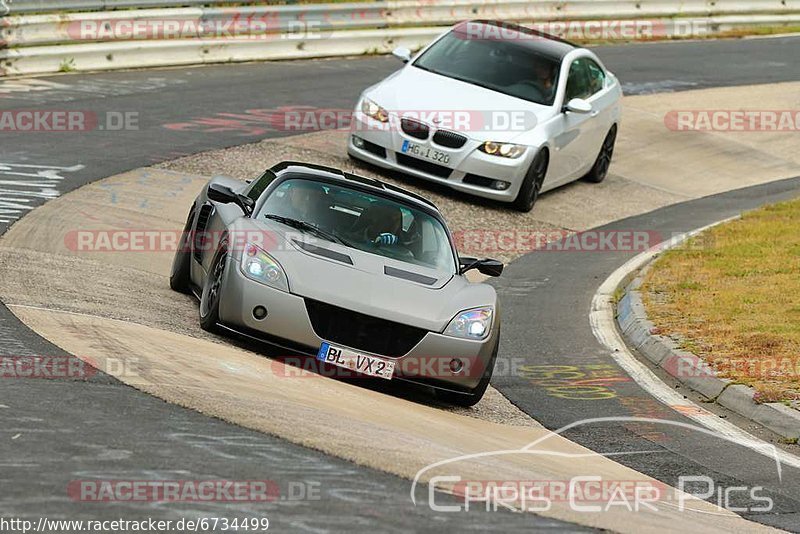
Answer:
[264,214,351,247]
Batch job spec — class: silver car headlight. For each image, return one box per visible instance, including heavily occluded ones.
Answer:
[241,242,289,292]
[478,141,525,159]
[361,97,389,123]
[444,307,494,340]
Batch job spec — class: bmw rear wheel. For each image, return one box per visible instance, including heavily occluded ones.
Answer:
[584,124,617,184]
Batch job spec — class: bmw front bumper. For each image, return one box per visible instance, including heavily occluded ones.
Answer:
[347,111,535,203]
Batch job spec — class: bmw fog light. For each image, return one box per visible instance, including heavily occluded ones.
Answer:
[492,180,510,190]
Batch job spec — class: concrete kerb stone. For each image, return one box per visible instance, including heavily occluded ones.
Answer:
[617,263,799,441]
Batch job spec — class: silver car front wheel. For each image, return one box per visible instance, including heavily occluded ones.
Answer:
[199,246,227,332]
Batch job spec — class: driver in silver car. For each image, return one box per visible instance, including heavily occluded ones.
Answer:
[282,181,328,222]
[348,204,403,247]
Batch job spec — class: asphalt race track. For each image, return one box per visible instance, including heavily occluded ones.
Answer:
[1,35,800,531]
[493,177,800,531]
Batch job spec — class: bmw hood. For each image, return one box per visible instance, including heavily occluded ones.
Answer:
[364,66,555,143]
[231,218,496,332]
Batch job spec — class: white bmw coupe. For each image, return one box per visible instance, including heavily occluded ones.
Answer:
[348,20,622,212]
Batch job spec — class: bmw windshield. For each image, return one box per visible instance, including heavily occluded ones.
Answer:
[412,27,561,106]
[258,178,457,273]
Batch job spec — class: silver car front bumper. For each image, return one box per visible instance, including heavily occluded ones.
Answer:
[218,256,498,392]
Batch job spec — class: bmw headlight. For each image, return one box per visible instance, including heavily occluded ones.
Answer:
[361,97,389,123]
[478,141,525,159]
[444,307,494,340]
[241,242,289,292]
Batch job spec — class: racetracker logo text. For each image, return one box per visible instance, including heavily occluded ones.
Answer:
[68,480,282,502]
[665,110,800,131]
[0,111,139,132]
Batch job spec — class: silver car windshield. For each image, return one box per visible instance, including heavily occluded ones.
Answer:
[413,30,561,106]
[259,178,457,273]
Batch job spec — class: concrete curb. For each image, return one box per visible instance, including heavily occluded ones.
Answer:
[616,254,800,442]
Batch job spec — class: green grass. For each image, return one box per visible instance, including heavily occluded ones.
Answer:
[642,197,800,403]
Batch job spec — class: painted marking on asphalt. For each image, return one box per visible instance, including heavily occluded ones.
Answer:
[0,78,187,103]
[590,218,800,470]
[0,163,84,224]
[517,363,626,400]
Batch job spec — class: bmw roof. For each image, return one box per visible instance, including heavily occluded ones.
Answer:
[454,20,579,61]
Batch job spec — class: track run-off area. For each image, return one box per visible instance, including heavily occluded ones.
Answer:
[1,36,800,532]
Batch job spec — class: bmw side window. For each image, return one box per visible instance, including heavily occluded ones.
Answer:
[583,59,606,96]
[565,60,589,101]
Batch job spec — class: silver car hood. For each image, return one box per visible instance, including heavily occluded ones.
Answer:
[365,66,555,143]
[233,218,496,332]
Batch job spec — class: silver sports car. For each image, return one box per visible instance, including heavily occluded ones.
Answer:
[348,20,622,212]
[170,162,503,406]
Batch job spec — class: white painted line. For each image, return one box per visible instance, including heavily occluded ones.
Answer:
[590,218,800,470]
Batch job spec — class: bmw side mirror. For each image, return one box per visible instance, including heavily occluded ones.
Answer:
[459,257,504,277]
[207,183,254,216]
[392,46,412,63]
[563,98,592,114]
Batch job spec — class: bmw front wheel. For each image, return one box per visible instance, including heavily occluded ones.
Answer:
[512,148,548,213]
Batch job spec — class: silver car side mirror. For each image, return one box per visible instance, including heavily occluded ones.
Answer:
[392,47,412,63]
[564,98,593,114]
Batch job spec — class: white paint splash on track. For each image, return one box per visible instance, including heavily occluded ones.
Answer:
[0,163,84,224]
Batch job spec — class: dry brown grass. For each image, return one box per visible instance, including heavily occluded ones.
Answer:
[642,197,800,403]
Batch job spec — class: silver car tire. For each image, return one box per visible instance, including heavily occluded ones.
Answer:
[199,245,228,332]
[169,208,194,294]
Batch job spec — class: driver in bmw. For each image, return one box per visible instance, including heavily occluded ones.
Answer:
[533,61,556,102]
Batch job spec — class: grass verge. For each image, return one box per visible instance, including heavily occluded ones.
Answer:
[642,197,800,404]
